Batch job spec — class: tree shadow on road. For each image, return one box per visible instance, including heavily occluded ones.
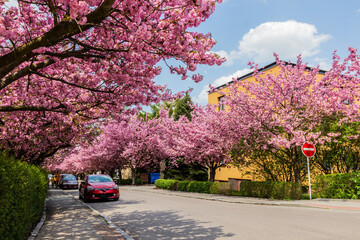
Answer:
[109,209,235,240]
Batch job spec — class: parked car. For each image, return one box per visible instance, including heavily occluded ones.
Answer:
[79,174,119,202]
[59,174,78,189]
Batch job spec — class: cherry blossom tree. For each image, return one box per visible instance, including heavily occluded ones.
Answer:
[220,49,360,184]
[49,114,173,184]
[0,0,224,163]
[169,106,234,181]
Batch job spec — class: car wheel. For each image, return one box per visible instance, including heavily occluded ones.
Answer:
[79,192,82,200]
[84,195,89,203]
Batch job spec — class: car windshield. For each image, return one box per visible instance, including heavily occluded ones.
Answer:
[64,175,76,181]
[88,175,113,183]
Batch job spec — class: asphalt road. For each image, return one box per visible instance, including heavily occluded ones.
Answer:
[67,187,360,240]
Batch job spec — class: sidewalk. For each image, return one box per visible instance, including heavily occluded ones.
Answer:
[33,188,127,240]
[120,185,360,211]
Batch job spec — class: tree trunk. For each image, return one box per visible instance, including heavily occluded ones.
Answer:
[160,160,166,179]
[131,168,136,185]
[209,165,216,182]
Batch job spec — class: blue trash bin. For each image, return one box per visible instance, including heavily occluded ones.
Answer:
[150,173,160,183]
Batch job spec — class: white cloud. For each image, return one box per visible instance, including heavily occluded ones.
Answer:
[195,68,251,104]
[313,57,332,71]
[219,20,331,64]
[214,50,242,66]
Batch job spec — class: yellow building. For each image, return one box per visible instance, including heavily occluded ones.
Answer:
[208,61,326,183]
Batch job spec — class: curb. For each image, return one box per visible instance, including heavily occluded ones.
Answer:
[64,192,134,240]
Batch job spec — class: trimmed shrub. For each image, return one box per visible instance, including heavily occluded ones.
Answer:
[155,179,301,200]
[313,171,360,199]
[155,179,213,193]
[209,182,232,195]
[116,178,142,185]
[186,181,212,193]
[239,181,302,200]
[177,181,190,192]
[0,153,48,240]
[155,179,179,190]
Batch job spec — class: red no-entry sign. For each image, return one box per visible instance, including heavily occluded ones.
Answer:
[302,142,316,158]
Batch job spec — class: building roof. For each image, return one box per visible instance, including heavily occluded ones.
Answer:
[209,61,328,93]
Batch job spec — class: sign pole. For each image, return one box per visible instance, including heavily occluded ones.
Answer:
[302,142,315,200]
[306,156,312,200]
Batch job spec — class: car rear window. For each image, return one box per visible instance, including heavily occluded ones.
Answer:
[64,175,76,180]
[88,175,113,183]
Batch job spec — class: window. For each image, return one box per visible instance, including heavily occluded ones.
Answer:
[218,96,225,110]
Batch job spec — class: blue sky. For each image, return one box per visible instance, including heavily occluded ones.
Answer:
[154,0,360,105]
[5,0,360,107]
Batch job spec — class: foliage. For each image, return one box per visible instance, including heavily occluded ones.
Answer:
[0,153,48,240]
[186,181,213,193]
[139,101,177,120]
[164,162,208,181]
[209,182,233,195]
[0,0,224,164]
[115,178,142,185]
[155,179,232,195]
[314,117,360,174]
[173,93,193,121]
[177,180,191,192]
[155,179,179,190]
[231,146,309,183]
[313,171,360,199]
[238,181,303,200]
[155,179,301,199]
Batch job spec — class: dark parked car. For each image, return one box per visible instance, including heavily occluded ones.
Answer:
[59,174,78,189]
[79,174,119,202]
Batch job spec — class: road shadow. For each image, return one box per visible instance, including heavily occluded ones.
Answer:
[108,209,235,240]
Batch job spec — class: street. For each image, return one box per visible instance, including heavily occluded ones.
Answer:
[66,186,360,240]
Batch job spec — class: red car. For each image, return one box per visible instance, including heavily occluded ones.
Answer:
[79,174,119,202]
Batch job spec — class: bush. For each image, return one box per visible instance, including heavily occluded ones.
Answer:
[313,171,360,199]
[154,179,179,190]
[155,179,213,193]
[155,179,302,200]
[186,181,212,193]
[116,178,142,185]
[177,181,190,192]
[239,181,302,200]
[155,179,232,195]
[0,153,48,240]
[209,182,232,195]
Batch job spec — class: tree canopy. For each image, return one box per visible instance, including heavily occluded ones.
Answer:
[0,0,224,163]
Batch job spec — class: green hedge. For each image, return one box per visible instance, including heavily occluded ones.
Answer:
[155,179,232,195]
[115,178,142,185]
[0,153,48,240]
[238,181,303,200]
[155,179,179,190]
[313,171,360,199]
[155,179,302,199]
